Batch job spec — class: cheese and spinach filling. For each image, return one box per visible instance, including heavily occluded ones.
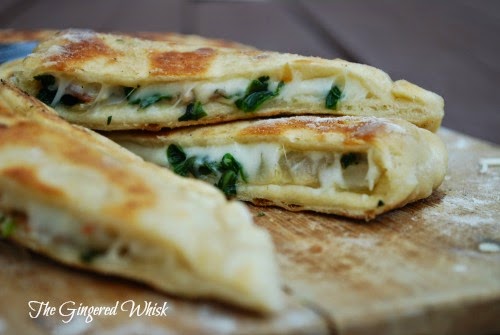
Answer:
[120,142,381,197]
[0,200,178,270]
[31,74,356,121]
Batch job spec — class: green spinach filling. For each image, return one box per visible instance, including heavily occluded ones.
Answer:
[166,144,246,197]
[325,84,342,110]
[0,212,16,238]
[178,101,207,121]
[126,87,172,109]
[235,76,284,112]
[80,248,106,263]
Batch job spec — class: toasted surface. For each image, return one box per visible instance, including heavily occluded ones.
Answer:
[0,81,283,313]
[13,29,444,131]
[108,116,448,220]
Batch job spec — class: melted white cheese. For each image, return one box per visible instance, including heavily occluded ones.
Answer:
[185,143,282,181]
[279,77,334,103]
[194,78,251,102]
[50,73,371,108]
[51,77,71,106]
[119,142,380,191]
[1,193,161,265]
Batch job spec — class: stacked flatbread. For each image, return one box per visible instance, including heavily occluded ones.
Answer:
[3,29,447,220]
[0,29,447,311]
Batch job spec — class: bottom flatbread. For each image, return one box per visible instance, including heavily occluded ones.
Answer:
[108,116,447,220]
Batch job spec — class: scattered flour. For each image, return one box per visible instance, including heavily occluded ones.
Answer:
[0,319,6,334]
[97,321,176,335]
[478,242,500,253]
[452,264,468,273]
[196,305,237,334]
[53,316,90,335]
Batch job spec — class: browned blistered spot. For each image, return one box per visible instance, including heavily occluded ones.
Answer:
[2,167,65,198]
[46,36,120,71]
[309,244,323,254]
[149,48,215,77]
[239,117,386,145]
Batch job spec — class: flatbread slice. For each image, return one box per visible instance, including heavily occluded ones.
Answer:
[12,29,443,132]
[107,116,447,220]
[0,81,283,313]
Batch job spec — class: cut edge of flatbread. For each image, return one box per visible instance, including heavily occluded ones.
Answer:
[107,115,448,220]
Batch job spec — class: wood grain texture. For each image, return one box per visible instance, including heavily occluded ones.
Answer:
[0,128,499,335]
[298,0,500,144]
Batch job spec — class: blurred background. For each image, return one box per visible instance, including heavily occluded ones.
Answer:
[1,0,499,143]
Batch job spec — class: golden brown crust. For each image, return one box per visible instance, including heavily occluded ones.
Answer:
[46,35,121,72]
[238,116,383,145]
[2,167,64,198]
[149,48,216,77]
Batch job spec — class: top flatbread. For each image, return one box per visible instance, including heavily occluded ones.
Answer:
[11,29,444,131]
[0,80,283,313]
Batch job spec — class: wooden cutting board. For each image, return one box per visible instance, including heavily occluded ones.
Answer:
[0,128,499,335]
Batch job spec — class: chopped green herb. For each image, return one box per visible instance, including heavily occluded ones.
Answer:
[325,85,342,110]
[248,76,270,92]
[257,212,266,217]
[106,115,112,125]
[175,156,198,176]
[377,200,385,207]
[217,170,238,197]
[167,144,187,166]
[129,93,172,109]
[0,214,16,238]
[340,152,360,169]
[166,144,246,197]
[80,249,105,263]
[219,153,247,182]
[235,76,284,112]
[178,101,207,121]
[197,159,219,176]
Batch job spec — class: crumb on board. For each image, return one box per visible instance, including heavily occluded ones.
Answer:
[479,158,500,173]
[478,241,500,253]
